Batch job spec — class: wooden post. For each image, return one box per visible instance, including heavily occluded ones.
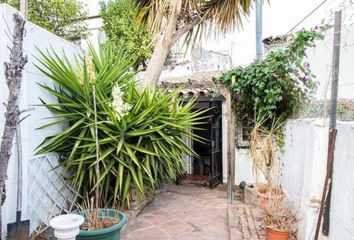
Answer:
[220,85,235,203]
[230,98,235,202]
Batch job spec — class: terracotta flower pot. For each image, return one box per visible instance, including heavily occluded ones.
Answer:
[266,228,290,240]
[255,184,285,209]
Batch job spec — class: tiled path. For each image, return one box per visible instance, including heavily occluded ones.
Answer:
[122,184,230,240]
[228,204,265,239]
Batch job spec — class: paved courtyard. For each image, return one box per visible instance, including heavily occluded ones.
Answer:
[122,184,230,240]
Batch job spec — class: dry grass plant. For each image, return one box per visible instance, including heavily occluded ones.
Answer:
[250,120,281,188]
[78,196,120,231]
[263,200,297,232]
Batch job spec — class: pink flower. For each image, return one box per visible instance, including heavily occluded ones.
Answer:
[303,76,309,83]
[273,74,280,78]
[303,62,310,68]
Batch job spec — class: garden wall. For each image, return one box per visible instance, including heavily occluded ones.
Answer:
[235,119,354,239]
[281,119,354,239]
[0,4,80,237]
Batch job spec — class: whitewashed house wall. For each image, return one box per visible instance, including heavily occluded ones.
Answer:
[280,119,354,239]
[0,4,81,237]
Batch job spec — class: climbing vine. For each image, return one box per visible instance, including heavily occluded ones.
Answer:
[218,27,329,133]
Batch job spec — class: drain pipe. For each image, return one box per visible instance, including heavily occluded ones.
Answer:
[50,214,84,240]
[255,0,263,60]
[314,9,342,239]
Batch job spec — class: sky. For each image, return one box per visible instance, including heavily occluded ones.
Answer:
[200,0,354,66]
[80,0,354,66]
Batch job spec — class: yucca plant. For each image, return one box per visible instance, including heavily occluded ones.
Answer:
[35,44,207,207]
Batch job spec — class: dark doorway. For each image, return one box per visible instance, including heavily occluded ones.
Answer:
[191,100,222,188]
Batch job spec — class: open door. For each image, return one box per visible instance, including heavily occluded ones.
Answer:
[209,101,222,188]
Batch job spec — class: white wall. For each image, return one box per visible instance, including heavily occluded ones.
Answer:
[280,119,354,239]
[0,4,81,237]
[330,122,354,239]
[79,0,105,51]
[280,119,328,239]
[235,148,256,185]
[308,23,354,99]
[235,119,354,239]
[234,119,354,239]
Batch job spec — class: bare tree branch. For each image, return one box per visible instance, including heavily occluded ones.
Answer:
[0,13,27,238]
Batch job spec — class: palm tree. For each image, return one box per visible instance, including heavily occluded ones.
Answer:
[134,0,253,87]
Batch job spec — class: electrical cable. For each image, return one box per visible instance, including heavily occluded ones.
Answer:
[284,0,329,36]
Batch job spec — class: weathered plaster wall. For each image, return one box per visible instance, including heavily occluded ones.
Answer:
[280,119,328,239]
[281,119,354,239]
[235,119,354,239]
[329,122,354,239]
[234,149,255,185]
[0,4,81,236]
[306,23,354,100]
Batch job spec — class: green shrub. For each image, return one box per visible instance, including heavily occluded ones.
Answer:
[2,0,88,41]
[100,0,153,68]
[35,44,206,207]
[219,28,327,131]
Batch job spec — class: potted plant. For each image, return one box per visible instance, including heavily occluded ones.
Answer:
[250,116,285,209]
[75,197,126,240]
[74,55,126,240]
[37,43,207,239]
[255,184,285,209]
[263,201,297,240]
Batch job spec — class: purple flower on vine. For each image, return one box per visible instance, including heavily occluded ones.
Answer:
[273,74,280,79]
[303,62,310,68]
[293,69,299,75]
[315,26,319,31]
[303,75,309,83]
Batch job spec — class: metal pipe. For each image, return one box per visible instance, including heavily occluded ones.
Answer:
[20,0,28,19]
[328,11,342,130]
[322,9,342,236]
[314,10,342,239]
[255,0,263,60]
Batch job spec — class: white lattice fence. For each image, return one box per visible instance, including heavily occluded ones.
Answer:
[27,154,79,234]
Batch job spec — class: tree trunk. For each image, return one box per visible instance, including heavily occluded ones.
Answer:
[0,13,27,238]
[141,8,180,88]
[141,13,201,88]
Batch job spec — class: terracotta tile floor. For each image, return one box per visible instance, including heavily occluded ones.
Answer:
[122,184,230,240]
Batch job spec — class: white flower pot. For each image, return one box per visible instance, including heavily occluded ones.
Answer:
[50,214,84,240]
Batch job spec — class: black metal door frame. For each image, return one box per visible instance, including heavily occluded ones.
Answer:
[209,101,223,188]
